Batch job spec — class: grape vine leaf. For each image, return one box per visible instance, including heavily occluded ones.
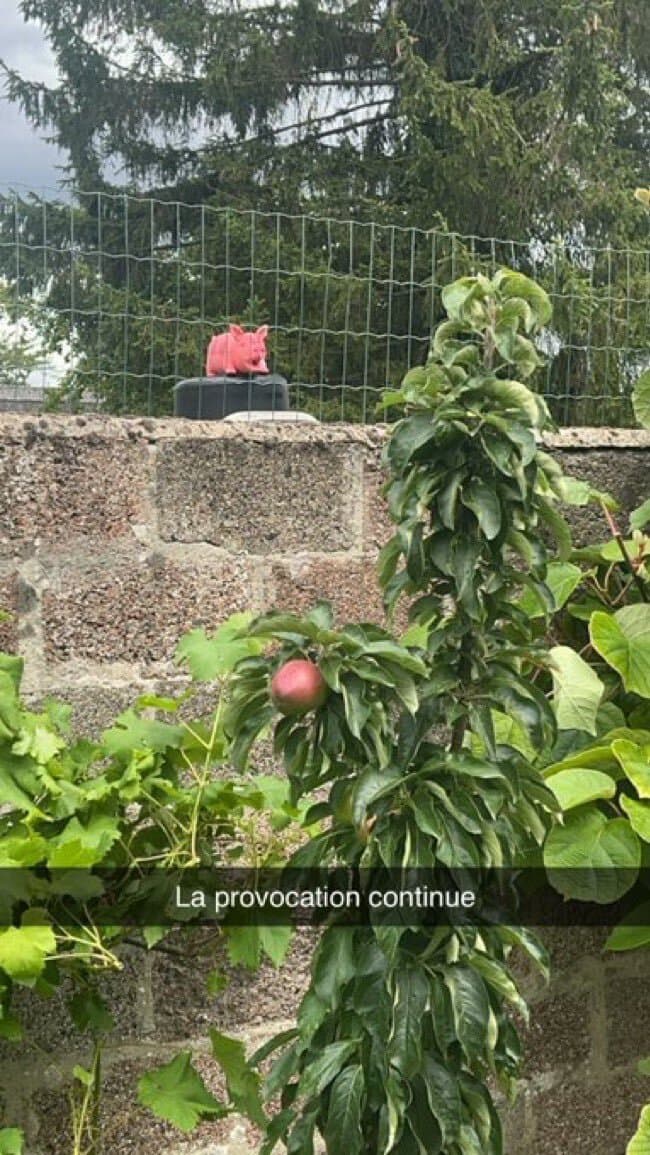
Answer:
[138,1052,227,1131]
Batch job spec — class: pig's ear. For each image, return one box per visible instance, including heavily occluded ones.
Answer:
[256,325,269,338]
[229,324,245,336]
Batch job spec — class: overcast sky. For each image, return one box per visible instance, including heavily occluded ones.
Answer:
[1,3,69,195]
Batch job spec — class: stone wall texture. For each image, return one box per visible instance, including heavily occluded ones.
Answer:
[1,413,650,1155]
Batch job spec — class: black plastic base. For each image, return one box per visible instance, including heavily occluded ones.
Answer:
[173,374,289,420]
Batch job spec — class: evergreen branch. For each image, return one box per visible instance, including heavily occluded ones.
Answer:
[292,112,395,143]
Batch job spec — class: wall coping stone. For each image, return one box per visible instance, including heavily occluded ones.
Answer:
[0,412,649,450]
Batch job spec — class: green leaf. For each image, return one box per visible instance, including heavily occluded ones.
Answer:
[138,1052,226,1132]
[175,615,264,680]
[0,920,56,984]
[621,795,650,842]
[549,645,604,735]
[444,967,490,1061]
[605,906,650,951]
[599,538,645,563]
[461,479,501,540]
[360,640,427,676]
[630,499,650,532]
[226,926,261,969]
[559,477,617,510]
[627,1103,650,1155]
[441,276,489,323]
[518,563,582,618]
[0,766,42,816]
[102,710,185,757]
[613,741,650,797]
[210,1029,266,1127]
[483,379,544,427]
[12,723,64,764]
[298,1041,359,1100]
[324,1065,364,1155]
[341,677,371,739]
[591,607,650,696]
[547,769,616,811]
[46,815,121,867]
[259,925,293,968]
[352,767,401,826]
[69,989,115,1033]
[312,927,357,1008]
[0,1129,23,1155]
[543,742,621,778]
[544,810,641,902]
[421,1055,462,1144]
[387,413,437,470]
[400,621,430,649]
[494,269,552,327]
[143,926,167,950]
[388,968,429,1078]
[536,497,572,561]
[632,368,650,430]
[72,1065,94,1087]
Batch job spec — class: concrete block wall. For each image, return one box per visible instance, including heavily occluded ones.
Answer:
[0,414,649,1153]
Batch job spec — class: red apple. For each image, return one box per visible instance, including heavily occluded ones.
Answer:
[270,658,329,716]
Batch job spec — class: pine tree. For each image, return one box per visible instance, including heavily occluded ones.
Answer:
[3,1,649,243]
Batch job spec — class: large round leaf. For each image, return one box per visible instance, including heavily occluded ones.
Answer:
[590,606,650,697]
[544,809,641,902]
[547,769,616,811]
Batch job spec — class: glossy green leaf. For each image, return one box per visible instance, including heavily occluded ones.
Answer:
[388,413,437,470]
[388,968,429,1078]
[297,1041,359,1100]
[461,479,502,540]
[420,1055,461,1144]
[312,927,357,1007]
[444,967,490,1060]
[324,1065,364,1155]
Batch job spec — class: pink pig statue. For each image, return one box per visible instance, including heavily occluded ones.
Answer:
[205,324,270,376]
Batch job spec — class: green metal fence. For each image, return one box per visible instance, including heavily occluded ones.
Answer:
[0,188,648,424]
